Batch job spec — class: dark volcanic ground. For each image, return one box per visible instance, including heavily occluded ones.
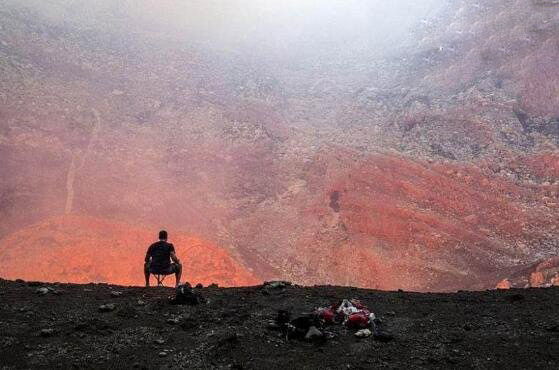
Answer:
[1,279,558,369]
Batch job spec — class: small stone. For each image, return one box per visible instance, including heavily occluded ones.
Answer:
[36,287,49,295]
[40,329,54,337]
[305,326,323,340]
[267,321,280,330]
[355,329,372,338]
[155,339,165,344]
[110,291,123,297]
[137,299,146,306]
[99,304,116,312]
[158,351,168,357]
[263,281,292,289]
[166,317,180,325]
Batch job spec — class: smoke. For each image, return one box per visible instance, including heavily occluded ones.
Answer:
[6,0,444,60]
[0,0,446,245]
[136,0,444,55]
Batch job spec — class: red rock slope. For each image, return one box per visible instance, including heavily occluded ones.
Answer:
[284,150,557,291]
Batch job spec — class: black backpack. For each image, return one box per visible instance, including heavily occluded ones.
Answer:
[169,284,205,305]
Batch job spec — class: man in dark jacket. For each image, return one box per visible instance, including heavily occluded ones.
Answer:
[144,230,182,287]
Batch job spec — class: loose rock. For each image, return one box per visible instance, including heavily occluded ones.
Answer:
[355,329,372,338]
[305,326,323,341]
[99,304,116,312]
[36,287,49,295]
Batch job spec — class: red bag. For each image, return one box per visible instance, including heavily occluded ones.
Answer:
[347,312,369,328]
[317,308,335,324]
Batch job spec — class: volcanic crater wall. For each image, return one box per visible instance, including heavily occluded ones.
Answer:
[1,0,559,290]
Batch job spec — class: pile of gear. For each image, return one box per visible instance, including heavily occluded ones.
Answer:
[168,283,205,305]
[270,299,393,342]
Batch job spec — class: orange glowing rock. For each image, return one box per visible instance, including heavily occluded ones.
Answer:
[0,215,259,287]
[530,272,545,288]
[496,279,512,290]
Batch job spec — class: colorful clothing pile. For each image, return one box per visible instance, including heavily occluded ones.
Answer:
[270,298,393,342]
[315,299,376,328]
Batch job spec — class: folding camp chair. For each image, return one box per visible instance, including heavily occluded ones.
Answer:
[152,273,167,287]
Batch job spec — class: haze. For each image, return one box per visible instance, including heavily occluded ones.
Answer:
[8,0,442,59]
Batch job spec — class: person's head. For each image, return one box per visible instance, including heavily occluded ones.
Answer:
[159,230,168,240]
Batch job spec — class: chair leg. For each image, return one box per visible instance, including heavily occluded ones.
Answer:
[154,274,166,287]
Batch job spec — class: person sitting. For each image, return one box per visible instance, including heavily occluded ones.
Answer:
[144,230,182,287]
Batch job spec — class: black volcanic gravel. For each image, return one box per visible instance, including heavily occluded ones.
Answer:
[1,278,558,369]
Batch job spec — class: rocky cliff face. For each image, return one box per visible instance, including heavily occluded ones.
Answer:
[1,0,559,290]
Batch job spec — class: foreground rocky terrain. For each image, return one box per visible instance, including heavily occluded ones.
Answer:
[1,278,559,369]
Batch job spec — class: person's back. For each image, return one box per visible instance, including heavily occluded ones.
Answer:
[146,240,174,272]
[144,230,182,287]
